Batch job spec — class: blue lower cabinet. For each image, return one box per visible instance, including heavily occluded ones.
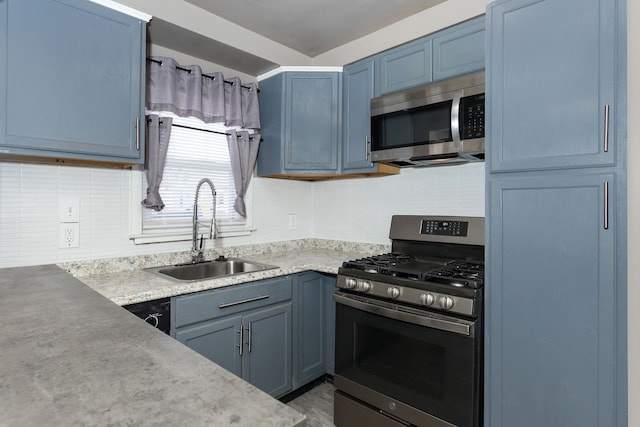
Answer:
[173,272,338,397]
[486,172,620,426]
[174,315,243,377]
[175,302,292,398]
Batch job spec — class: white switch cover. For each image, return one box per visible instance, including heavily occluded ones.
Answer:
[59,223,79,248]
[288,213,296,230]
[59,197,80,222]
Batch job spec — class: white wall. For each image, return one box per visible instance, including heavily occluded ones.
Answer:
[312,164,485,243]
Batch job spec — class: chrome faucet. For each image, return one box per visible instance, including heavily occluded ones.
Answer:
[191,178,217,263]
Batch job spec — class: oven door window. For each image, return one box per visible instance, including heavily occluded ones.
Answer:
[335,302,480,427]
[371,99,453,150]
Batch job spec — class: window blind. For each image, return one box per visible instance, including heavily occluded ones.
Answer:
[142,115,245,232]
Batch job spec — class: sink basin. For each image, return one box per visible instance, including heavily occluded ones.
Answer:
[147,258,278,282]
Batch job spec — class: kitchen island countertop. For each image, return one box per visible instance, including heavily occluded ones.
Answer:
[0,264,306,427]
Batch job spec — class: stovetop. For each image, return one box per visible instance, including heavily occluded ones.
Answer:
[341,253,484,289]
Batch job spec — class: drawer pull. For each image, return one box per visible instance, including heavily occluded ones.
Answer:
[219,295,270,309]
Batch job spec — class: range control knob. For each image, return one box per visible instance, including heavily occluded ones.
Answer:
[439,296,455,310]
[387,286,401,299]
[357,280,372,292]
[420,293,435,306]
[344,278,357,289]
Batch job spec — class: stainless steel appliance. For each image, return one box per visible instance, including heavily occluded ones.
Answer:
[334,215,484,427]
[370,71,485,167]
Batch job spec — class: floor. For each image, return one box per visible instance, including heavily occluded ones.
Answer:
[286,381,336,427]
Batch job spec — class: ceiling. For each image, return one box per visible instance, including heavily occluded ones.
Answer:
[146,0,446,76]
[183,0,446,57]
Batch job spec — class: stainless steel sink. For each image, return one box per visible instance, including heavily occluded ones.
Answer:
[147,258,278,282]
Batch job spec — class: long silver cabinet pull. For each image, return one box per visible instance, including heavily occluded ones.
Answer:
[238,326,244,356]
[135,117,140,151]
[604,104,610,153]
[218,295,269,309]
[246,323,253,353]
[365,136,370,160]
[604,181,609,230]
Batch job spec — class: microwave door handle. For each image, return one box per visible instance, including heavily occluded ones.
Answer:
[450,92,462,145]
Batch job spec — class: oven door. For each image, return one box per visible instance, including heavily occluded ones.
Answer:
[334,292,481,427]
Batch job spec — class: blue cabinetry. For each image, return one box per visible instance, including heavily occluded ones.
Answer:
[342,60,376,172]
[433,16,485,81]
[485,0,626,425]
[257,71,341,176]
[292,272,338,388]
[372,16,485,96]
[173,276,293,398]
[0,0,145,164]
[376,38,432,96]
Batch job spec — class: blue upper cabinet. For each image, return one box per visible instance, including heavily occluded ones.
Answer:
[375,38,432,96]
[342,59,376,172]
[488,0,617,172]
[433,16,485,81]
[257,71,340,176]
[0,0,146,164]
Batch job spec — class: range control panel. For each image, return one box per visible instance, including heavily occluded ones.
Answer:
[421,220,469,237]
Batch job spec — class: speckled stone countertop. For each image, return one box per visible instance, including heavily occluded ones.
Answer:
[0,265,306,427]
[61,239,389,305]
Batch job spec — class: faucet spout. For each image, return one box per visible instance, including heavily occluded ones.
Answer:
[191,178,217,263]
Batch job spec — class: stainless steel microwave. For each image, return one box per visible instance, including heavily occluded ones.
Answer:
[370,70,485,167]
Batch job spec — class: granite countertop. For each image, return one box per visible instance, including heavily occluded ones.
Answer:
[72,246,379,305]
[0,265,306,426]
[1,241,387,426]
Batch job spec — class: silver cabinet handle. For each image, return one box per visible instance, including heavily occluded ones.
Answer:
[604,181,609,230]
[246,323,253,353]
[238,326,244,356]
[135,117,140,151]
[604,104,610,153]
[218,295,269,309]
[365,136,370,161]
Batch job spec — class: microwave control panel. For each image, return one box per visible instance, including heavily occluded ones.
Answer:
[460,94,485,139]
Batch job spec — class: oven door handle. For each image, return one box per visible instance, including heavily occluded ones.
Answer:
[334,292,475,337]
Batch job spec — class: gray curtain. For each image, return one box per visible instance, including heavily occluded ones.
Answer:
[227,130,261,217]
[142,115,172,211]
[146,56,260,128]
[145,56,262,212]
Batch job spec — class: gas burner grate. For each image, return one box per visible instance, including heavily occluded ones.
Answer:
[341,253,414,274]
[421,261,484,289]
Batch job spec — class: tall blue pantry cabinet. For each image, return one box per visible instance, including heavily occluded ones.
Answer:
[485,0,627,426]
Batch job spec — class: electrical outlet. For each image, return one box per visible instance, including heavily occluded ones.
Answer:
[59,223,79,248]
[288,213,296,230]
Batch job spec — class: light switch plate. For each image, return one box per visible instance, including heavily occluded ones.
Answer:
[59,196,80,223]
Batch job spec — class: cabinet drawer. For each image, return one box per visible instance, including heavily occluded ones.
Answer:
[174,276,293,328]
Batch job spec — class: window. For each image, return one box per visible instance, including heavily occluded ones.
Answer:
[130,113,254,244]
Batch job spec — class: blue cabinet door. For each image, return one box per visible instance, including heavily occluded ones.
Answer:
[432,16,485,81]
[487,0,617,172]
[376,38,432,96]
[285,72,340,172]
[257,71,340,175]
[242,302,292,398]
[342,60,376,172]
[0,0,144,163]
[486,172,618,427]
[174,315,243,377]
[292,272,327,389]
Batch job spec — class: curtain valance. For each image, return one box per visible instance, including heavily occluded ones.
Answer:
[146,56,260,129]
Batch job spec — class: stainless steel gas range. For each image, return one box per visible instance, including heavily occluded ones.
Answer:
[334,215,484,427]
